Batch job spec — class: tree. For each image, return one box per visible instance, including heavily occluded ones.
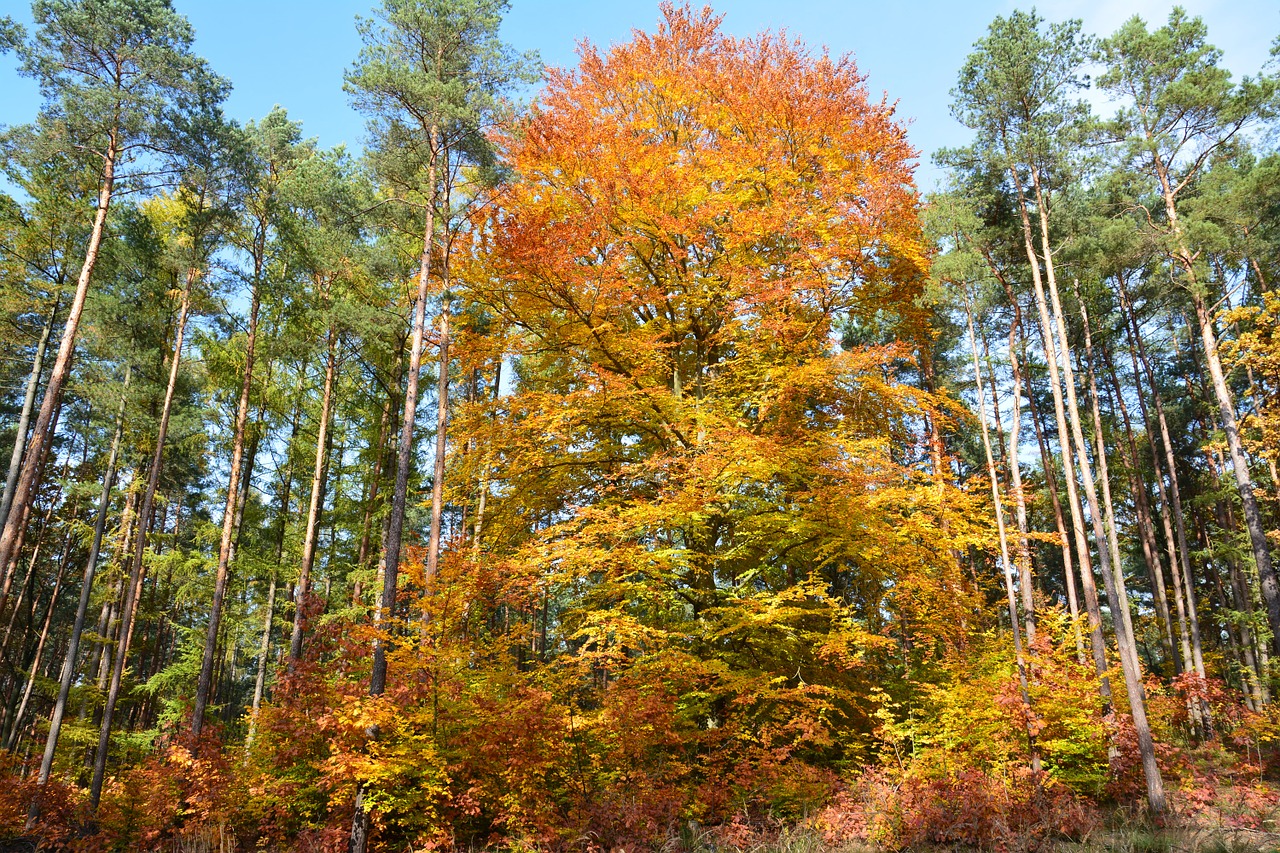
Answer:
[0,0,226,579]
[343,3,534,846]
[947,9,1167,812]
[1099,11,1280,660]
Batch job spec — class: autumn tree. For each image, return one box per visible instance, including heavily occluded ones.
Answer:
[462,0,973,819]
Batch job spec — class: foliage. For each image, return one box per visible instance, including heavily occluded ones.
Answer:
[3,1,1280,851]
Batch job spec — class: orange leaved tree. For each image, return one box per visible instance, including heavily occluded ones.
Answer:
[439,2,981,838]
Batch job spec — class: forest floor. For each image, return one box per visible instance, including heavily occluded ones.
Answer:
[685,826,1280,853]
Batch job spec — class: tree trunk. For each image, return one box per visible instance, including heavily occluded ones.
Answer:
[965,295,1039,772]
[1002,151,1108,691]
[33,367,129,798]
[1099,344,1176,669]
[354,388,394,604]
[425,302,450,583]
[1152,152,1280,657]
[371,138,436,696]
[0,134,118,574]
[289,320,337,664]
[472,359,501,556]
[358,129,439,853]
[1024,364,1085,660]
[0,297,59,534]
[7,551,67,751]
[90,268,192,809]
[1078,302,1143,681]
[246,391,303,750]
[1029,175,1162,809]
[1118,284,1205,681]
[193,279,261,735]
[1028,175,1162,809]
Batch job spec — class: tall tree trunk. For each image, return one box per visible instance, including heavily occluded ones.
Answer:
[1119,284,1205,680]
[357,129,439,853]
[1024,365,1085,660]
[1001,149,1108,690]
[90,268,192,809]
[193,280,261,735]
[371,137,436,696]
[32,367,129,800]
[1099,344,1177,669]
[0,404,63,609]
[0,297,59,534]
[1078,302,1143,680]
[1216,500,1267,707]
[1029,171,1163,809]
[472,360,501,557]
[0,134,119,574]
[247,391,303,751]
[1153,153,1280,656]
[289,320,337,664]
[965,296,1040,771]
[1,474,64,665]
[7,551,67,751]
[425,302,450,583]
[354,388,394,604]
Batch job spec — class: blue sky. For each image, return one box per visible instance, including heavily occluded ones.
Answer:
[2,1,1277,191]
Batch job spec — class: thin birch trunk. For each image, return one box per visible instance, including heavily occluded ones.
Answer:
[425,302,450,583]
[1099,344,1177,669]
[965,295,1040,772]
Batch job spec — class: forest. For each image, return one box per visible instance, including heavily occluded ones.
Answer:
[0,0,1279,850]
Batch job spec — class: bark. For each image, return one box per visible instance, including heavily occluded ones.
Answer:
[193,278,261,735]
[354,388,394,604]
[1078,316,1143,682]
[371,135,437,698]
[425,302,450,582]
[1001,149,1108,690]
[90,268,192,809]
[0,133,118,574]
[1193,290,1280,655]
[965,296,1039,771]
[1217,500,1267,708]
[6,550,67,751]
[1099,344,1177,669]
[1,477,63,665]
[0,404,62,611]
[33,367,129,795]
[357,128,440,853]
[1152,151,1280,657]
[1027,175,1162,809]
[1119,285,1205,680]
[990,121,1160,802]
[1024,368,1085,660]
[246,392,303,751]
[289,320,337,664]
[472,359,501,556]
[0,297,59,534]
